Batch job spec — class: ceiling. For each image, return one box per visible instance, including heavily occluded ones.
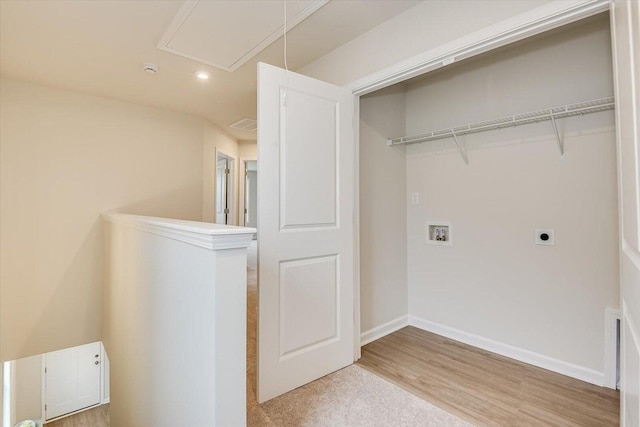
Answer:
[0,0,421,140]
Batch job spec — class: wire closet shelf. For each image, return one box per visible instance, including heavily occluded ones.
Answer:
[387,96,615,147]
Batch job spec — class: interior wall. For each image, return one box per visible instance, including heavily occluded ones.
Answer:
[202,122,240,224]
[299,0,551,86]
[405,15,618,374]
[0,78,204,363]
[103,216,248,426]
[359,85,408,335]
[239,140,257,159]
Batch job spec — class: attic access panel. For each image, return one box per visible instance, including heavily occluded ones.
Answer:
[158,0,328,72]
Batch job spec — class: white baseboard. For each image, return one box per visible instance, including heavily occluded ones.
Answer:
[409,315,605,387]
[360,315,409,346]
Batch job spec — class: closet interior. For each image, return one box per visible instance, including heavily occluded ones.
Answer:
[359,12,619,385]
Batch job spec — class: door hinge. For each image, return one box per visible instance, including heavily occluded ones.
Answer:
[45,404,47,412]
[224,208,229,214]
[224,168,230,175]
[44,367,47,374]
[244,208,248,214]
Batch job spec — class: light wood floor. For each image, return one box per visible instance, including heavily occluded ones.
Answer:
[357,326,619,427]
[45,404,109,427]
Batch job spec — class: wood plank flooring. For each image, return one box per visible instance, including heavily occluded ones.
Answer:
[357,326,619,427]
[45,404,109,427]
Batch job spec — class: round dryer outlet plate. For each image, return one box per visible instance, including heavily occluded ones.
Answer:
[535,228,555,246]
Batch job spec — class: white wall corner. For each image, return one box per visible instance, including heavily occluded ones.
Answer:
[360,315,409,346]
[409,315,605,387]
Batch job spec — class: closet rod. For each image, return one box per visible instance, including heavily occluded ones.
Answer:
[387,96,615,147]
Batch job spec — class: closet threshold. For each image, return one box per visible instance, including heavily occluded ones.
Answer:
[388,96,615,163]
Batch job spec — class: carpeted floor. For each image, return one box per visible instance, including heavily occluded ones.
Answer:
[245,241,472,427]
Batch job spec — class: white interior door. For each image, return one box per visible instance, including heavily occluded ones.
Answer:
[44,342,101,420]
[216,157,228,224]
[611,1,640,426]
[257,62,355,402]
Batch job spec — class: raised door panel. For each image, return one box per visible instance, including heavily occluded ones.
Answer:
[281,89,338,230]
[280,255,339,358]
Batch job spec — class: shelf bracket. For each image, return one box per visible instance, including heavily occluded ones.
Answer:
[550,111,564,158]
[451,130,469,165]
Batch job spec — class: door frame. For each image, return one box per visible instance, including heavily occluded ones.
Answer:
[346,0,612,360]
[239,157,257,227]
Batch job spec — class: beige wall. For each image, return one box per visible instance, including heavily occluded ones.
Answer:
[299,0,551,86]
[359,86,408,333]
[239,140,257,159]
[405,16,618,373]
[0,79,205,362]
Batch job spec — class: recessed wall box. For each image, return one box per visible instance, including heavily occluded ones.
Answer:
[535,228,555,246]
[426,221,452,246]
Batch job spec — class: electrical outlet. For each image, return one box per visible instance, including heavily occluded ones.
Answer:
[411,192,419,205]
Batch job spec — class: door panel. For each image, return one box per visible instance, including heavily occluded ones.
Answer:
[257,62,354,402]
[45,342,101,420]
[280,255,339,358]
[280,88,337,229]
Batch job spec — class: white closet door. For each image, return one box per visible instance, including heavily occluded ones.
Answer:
[257,62,355,402]
[44,342,101,420]
[611,1,640,426]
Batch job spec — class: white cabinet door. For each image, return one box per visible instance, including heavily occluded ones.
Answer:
[44,342,101,420]
[257,62,355,402]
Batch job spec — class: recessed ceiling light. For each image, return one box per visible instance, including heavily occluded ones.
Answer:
[195,71,210,80]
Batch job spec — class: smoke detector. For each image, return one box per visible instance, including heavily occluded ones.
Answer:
[143,63,158,75]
